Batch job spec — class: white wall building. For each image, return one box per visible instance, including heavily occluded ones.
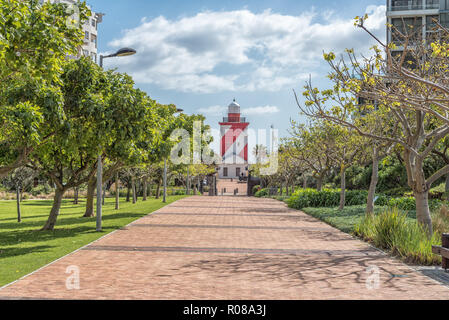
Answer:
[387,0,449,47]
[41,0,103,63]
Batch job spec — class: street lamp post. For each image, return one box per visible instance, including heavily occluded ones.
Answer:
[96,47,136,232]
[163,157,167,203]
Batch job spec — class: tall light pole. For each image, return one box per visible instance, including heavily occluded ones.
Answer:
[96,47,136,232]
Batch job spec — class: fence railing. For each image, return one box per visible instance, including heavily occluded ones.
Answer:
[432,233,449,272]
[389,1,440,11]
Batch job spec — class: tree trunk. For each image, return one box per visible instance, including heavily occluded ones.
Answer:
[131,178,137,204]
[102,186,105,205]
[41,188,65,231]
[414,190,433,236]
[445,174,449,193]
[143,177,148,201]
[155,181,161,199]
[83,176,96,217]
[366,148,379,216]
[16,186,21,223]
[73,187,79,205]
[339,165,346,211]
[404,150,433,237]
[285,182,289,196]
[316,176,323,191]
[303,176,308,189]
[115,172,119,210]
[126,182,131,202]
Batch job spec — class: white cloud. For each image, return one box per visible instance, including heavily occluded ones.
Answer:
[198,105,227,115]
[198,105,280,116]
[106,6,386,93]
[242,106,280,115]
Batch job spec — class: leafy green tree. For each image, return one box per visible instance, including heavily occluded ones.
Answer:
[0,0,89,178]
[28,58,111,230]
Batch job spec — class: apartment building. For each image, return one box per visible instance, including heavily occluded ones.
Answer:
[40,0,103,63]
[387,0,449,45]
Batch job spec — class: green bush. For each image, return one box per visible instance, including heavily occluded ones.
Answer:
[387,197,416,211]
[386,196,442,211]
[252,185,261,195]
[255,188,268,198]
[273,195,289,202]
[345,190,368,206]
[30,184,52,196]
[173,189,186,195]
[354,208,442,265]
[287,188,376,209]
[374,194,390,206]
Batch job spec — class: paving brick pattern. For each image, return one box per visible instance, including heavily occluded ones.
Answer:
[1,196,448,300]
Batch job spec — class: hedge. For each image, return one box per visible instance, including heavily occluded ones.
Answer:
[287,188,386,209]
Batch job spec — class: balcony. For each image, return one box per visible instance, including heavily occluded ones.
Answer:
[388,1,440,12]
[222,117,247,123]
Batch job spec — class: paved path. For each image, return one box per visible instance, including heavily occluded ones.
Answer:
[1,196,448,300]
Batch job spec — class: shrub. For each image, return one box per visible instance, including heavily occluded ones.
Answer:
[387,197,416,211]
[30,185,52,196]
[374,194,390,206]
[387,197,443,211]
[174,189,186,195]
[255,188,268,198]
[287,188,380,209]
[432,206,449,235]
[252,185,261,195]
[345,190,368,206]
[354,208,442,265]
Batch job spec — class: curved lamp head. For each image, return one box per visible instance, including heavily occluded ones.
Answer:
[176,108,184,113]
[114,47,137,57]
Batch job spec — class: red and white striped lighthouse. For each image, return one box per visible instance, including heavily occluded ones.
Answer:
[218,99,249,179]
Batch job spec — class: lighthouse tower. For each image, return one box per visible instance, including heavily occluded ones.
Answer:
[218,99,249,179]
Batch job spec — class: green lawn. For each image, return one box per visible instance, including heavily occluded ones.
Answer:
[301,205,416,234]
[0,196,187,287]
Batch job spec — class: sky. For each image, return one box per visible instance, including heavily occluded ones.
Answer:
[87,0,386,138]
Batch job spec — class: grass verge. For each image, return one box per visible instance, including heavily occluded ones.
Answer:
[301,204,448,265]
[0,196,187,287]
[301,205,391,233]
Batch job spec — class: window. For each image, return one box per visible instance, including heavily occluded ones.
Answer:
[84,31,89,40]
[442,0,449,11]
[223,167,228,177]
[91,52,97,63]
[91,34,97,48]
[83,49,89,57]
[391,0,423,11]
[391,17,422,44]
[92,19,96,28]
[236,168,241,177]
[426,0,439,9]
[441,13,449,28]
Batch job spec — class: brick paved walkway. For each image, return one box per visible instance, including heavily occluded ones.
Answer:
[1,196,448,300]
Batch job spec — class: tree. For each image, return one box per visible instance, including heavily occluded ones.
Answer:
[26,58,111,230]
[287,120,335,191]
[0,0,89,178]
[296,15,449,234]
[82,73,160,217]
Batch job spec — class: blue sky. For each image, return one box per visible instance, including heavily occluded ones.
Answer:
[87,0,386,137]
